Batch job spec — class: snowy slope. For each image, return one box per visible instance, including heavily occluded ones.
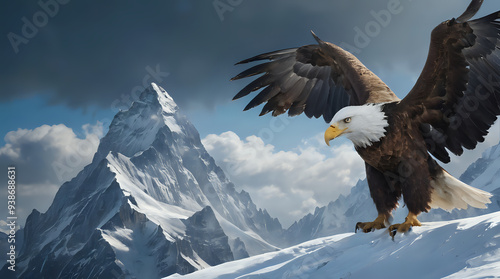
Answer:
[168,211,500,279]
[0,83,284,278]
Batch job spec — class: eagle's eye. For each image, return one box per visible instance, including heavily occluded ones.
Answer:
[343,117,351,123]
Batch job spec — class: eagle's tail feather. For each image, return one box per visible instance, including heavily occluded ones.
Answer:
[429,169,492,211]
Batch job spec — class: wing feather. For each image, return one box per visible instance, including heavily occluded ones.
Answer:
[400,7,500,163]
[288,79,316,117]
[232,33,399,122]
[244,86,280,111]
[304,79,325,118]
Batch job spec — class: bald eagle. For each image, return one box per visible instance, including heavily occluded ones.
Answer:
[232,0,497,236]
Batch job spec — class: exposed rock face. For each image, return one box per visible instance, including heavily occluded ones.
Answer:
[183,206,234,266]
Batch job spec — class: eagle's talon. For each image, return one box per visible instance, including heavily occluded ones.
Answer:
[355,222,367,233]
[387,212,421,238]
[354,214,388,233]
[390,229,397,241]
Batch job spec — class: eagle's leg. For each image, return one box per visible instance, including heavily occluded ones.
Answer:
[387,155,433,238]
[355,164,400,233]
[355,213,390,233]
[388,212,422,238]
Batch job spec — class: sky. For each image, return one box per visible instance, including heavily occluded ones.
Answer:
[1,0,500,228]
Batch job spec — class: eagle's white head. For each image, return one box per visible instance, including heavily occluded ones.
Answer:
[324,104,389,148]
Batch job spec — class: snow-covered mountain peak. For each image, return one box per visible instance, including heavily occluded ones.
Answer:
[134,83,185,136]
[137,82,180,118]
[94,83,187,161]
[150,82,178,114]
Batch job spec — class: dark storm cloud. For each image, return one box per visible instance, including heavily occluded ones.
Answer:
[0,0,482,111]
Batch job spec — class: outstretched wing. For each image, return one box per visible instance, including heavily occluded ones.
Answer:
[231,32,399,123]
[399,0,500,163]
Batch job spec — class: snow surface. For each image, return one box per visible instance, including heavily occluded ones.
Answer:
[168,211,500,279]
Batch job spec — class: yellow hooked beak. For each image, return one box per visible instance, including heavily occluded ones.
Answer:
[324,125,347,146]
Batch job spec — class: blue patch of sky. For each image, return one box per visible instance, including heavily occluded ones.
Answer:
[0,95,114,145]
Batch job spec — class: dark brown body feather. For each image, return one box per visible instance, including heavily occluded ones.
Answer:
[357,102,441,215]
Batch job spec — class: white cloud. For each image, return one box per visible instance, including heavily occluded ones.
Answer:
[0,122,103,184]
[202,131,365,227]
[0,122,103,228]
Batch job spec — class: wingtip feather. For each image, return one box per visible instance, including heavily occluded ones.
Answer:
[310,30,324,44]
[457,0,484,23]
